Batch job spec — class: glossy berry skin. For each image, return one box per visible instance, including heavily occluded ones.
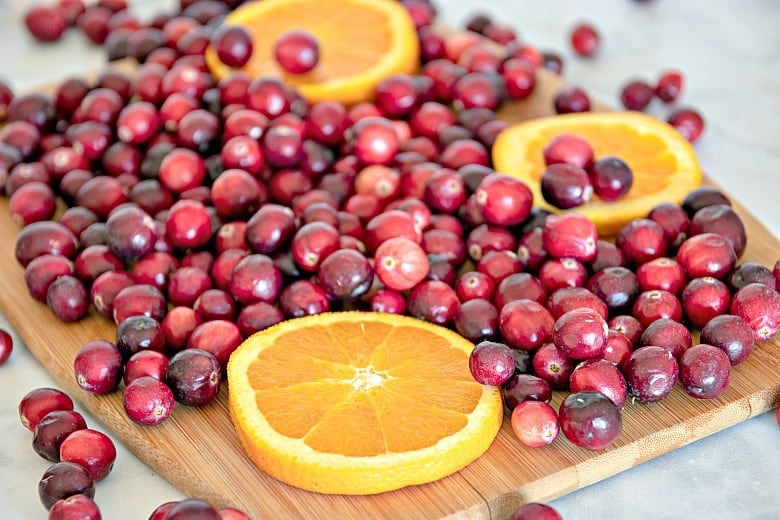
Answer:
[729,282,780,340]
[540,163,592,209]
[48,494,102,520]
[623,345,678,403]
[499,299,555,351]
[468,340,516,386]
[165,349,222,407]
[700,314,755,366]
[552,307,609,360]
[542,212,598,262]
[570,23,600,57]
[122,376,174,426]
[19,388,74,432]
[73,339,124,395]
[588,156,633,201]
[374,236,429,291]
[676,232,736,280]
[570,358,628,409]
[510,401,559,448]
[667,107,705,143]
[474,173,533,226]
[502,373,553,410]
[33,409,88,462]
[59,428,116,482]
[212,24,253,68]
[655,70,684,103]
[273,29,319,74]
[679,344,732,399]
[38,461,95,511]
[554,85,591,114]
[24,5,68,42]
[558,391,621,451]
[0,328,12,364]
[542,133,594,170]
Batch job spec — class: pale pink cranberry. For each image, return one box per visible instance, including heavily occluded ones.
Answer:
[510,401,559,448]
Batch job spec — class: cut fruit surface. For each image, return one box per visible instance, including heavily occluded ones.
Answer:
[227,311,502,495]
[492,111,703,235]
[205,0,420,105]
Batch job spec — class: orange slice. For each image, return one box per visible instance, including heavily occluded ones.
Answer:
[205,0,420,106]
[227,311,502,495]
[492,111,703,235]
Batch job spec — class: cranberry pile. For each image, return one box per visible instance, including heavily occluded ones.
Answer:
[2,0,779,516]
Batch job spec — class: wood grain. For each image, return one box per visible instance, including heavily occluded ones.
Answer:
[1,65,779,520]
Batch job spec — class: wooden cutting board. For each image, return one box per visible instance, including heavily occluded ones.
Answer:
[1,64,779,520]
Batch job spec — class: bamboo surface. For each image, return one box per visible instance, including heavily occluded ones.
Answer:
[1,64,778,520]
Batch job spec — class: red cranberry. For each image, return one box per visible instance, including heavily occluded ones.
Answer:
[48,494,102,520]
[165,498,220,520]
[112,283,167,324]
[9,181,57,226]
[543,133,594,169]
[588,156,634,201]
[123,350,169,386]
[474,173,533,226]
[655,70,684,103]
[700,314,755,366]
[351,116,399,166]
[570,22,600,57]
[681,186,731,217]
[502,58,536,100]
[729,282,780,340]
[187,320,243,368]
[236,301,284,337]
[681,276,731,328]
[570,358,628,409]
[25,5,68,42]
[632,289,683,326]
[689,204,747,257]
[636,257,687,295]
[454,299,499,343]
[543,213,598,262]
[59,428,116,483]
[586,266,641,315]
[502,373,553,410]
[552,307,608,360]
[619,79,655,111]
[273,29,319,74]
[538,257,588,292]
[370,288,407,315]
[73,339,123,394]
[602,329,634,368]
[616,218,668,266]
[510,502,563,520]
[540,163,592,208]
[554,85,591,114]
[638,317,692,359]
[559,391,621,451]
[590,239,627,272]
[608,314,644,348]
[499,299,554,350]
[33,409,87,462]
[122,376,175,426]
[647,202,690,250]
[546,286,608,320]
[211,24,253,67]
[456,271,496,302]
[194,288,237,322]
[38,461,94,511]
[532,341,575,389]
[278,279,330,318]
[407,280,459,325]
[494,272,547,310]
[667,107,705,143]
[677,232,737,279]
[19,388,74,432]
[452,72,503,111]
[623,345,678,403]
[510,400,559,448]
[729,262,775,291]
[46,275,89,323]
[165,348,221,407]
[469,340,515,386]
[679,344,731,399]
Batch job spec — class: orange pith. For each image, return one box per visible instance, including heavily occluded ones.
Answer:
[205,0,420,105]
[492,111,703,235]
[227,311,503,495]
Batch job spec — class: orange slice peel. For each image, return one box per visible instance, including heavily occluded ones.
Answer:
[492,111,703,235]
[205,0,420,106]
[227,311,503,495]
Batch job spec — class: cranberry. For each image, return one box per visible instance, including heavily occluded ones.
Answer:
[407,280,459,325]
[370,288,407,315]
[25,5,68,42]
[424,167,468,213]
[469,340,515,386]
[122,375,175,426]
[90,270,135,319]
[681,186,731,217]
[0,327,11,364]
[124,350,169,386]
[116,315,166,361]
[510,400,559,448]
[677,232,737,279]
[211,24,253,68]
[538,257,588,292]
[165,199,213,251]
[616,218,668,266]
[104,205,158,262]
[456,271,495,302]
[165,498,220,520]
[532,341,575,389]
[632,289,683,326]
[554,85,591,114]
[543,133,594,170]
[474,173,533,226]
[499,299,554,351]
[540,163,592,208]
[317,248,374,300]
[623,345,678,403]
[59,428,116,483]
[73,339,123,395]
[33,409,88,462]
[655,70,684,103]
[609,314,644,347]
[547,286,608,320]
[48,494,102,520]
[681,276,731,328]
[502,373,553,409]
[570,358,628,409]
[273,29,319,74]
[586,266,640,315]
[351,116,400,166]
[187,320,243,368]
[559,391,621,451]
[729,262,775,291]
[590,239,627,272]
[570,22,600,57]
[38,461,95,511]
[19,388,74,432]
[638,317,692,360]
[228,253,284,305]
[700,314,755,366]
[543,213,598,262]
[15,220,79,267]
[278,279,330,318]
[165,349,221,406]
[217,507,252,520]
[502,58,536,100]
[689,203,747,257]
[552,307,608,360]
[46,275,89,323]
[161,306,203,353]
[236,301,284,337]
[636,257,687,295]
[112,283,167,324]
[452,72,503,111]
[194,288,237,322]
[454,298,499,343]
[602,330,634,368]
[588,156,633,201]
[729,282,780,340]
[510,502,563,520]
[680,344,732,399]
[619,79,655,111]
[667,107,705,143]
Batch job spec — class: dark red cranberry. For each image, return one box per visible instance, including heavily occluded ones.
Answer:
[559,391,621,451]
[616,218,668,266]
[454,299,499,342]
[681,186,731,217]
[681,276,731,329]
[624,345,678,403]
[38,461,94,511]
[588,156,633,201]
[679,344,731,399]
[655,70,683,103]
[586,266,641,315]
[33,410,87,462]
[278,279,330,318]
[638,317,692,359]
[619,79,655,111]
[407,280,459,325]
[667,107,705,143]
[647,202,690,250]
[541,163,592,208]
[494,272,547,310]
[554,85,590,114]
[689,203,747,257]
[46,275,89,323]
[700,314,755,366]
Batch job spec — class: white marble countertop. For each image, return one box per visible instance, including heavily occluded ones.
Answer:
[1,0,778,519]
